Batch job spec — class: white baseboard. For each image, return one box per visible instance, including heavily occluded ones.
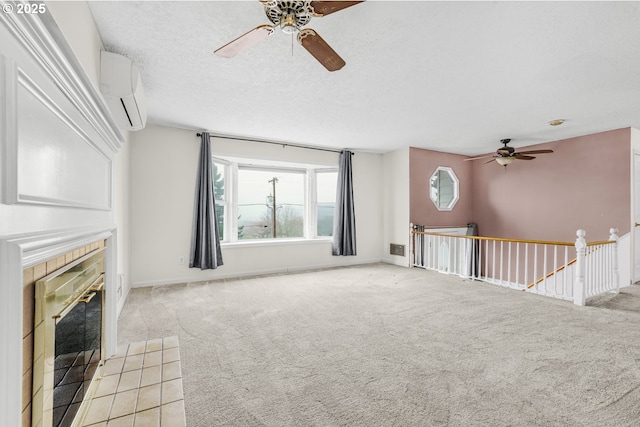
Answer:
[382,255,410,267]
[130,258,384,288]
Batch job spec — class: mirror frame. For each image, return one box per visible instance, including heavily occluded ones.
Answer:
[429,166,459,211]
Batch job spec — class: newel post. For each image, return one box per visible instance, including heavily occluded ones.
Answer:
[610,227,620,294]
[410,223,414,267]
[574,229,587,306]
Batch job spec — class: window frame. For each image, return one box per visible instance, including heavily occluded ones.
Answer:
[429,166,459,211]
[314,168,338,238]
[212,157,230,242]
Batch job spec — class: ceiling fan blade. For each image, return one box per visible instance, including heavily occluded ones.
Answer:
[515,154,536,160]
[464,154,497,161]
[483,159,496,164]
[214,25,275,58]
[516,149,554,155]
[310,1,364,16]
[297,29,345,71]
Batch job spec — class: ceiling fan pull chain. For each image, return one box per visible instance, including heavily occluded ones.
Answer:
[291,32,294,56]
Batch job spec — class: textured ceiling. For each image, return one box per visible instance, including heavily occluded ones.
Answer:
[87,1,640,155]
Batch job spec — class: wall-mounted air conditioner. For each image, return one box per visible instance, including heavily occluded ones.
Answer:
[100,51,147,131]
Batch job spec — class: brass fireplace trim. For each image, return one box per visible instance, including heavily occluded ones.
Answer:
[32,248,106,427]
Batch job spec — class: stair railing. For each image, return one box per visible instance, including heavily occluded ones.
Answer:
[410,225,619,306]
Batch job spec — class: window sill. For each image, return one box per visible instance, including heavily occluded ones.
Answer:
[220,237,332,249]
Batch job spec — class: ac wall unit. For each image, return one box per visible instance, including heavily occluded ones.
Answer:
[100,51,147,131]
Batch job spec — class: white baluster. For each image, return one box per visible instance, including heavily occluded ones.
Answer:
[563,246,569,298]
[524,243,529,290]
[574,229,587,306]
[507,242,512,286]
[515,242,520,288]
[610,227,619,294]
[553,246,560,295]
[533,244,538,292]
[542,245,548,295]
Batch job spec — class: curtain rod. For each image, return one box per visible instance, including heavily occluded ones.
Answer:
[196,133,351,155]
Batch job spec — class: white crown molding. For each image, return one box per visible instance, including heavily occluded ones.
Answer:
[0,2,125,152]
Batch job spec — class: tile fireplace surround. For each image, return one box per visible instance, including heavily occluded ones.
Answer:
[21,240,185,427]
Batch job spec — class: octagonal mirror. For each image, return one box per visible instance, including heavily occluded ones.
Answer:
[430,167,459,211]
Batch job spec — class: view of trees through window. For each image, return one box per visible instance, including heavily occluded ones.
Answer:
[213,162,225,240]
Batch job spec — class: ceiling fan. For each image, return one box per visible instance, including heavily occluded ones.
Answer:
[464,139,554,166]
[214,0,363,72]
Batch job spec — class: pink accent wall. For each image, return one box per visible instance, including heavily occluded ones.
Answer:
[409,148,474,227]
[410,128,631,242]
[472,129,630,242]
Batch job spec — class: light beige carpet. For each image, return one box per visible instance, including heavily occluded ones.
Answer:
[118,263,640,426]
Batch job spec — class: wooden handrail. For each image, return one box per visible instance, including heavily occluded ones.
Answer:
[418,225,469,229]
[411,230,616,248]
[412,230,574,247]
[586,240,616,246]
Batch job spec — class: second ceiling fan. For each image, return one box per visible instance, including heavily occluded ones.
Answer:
[464,139,554,166]
[214,1,363,72]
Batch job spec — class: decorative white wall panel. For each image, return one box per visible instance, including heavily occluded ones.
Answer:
[14,69,111,209]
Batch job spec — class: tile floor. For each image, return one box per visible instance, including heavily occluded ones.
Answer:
[81,336,186,427]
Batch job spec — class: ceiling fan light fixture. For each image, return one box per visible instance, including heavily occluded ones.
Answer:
[280,13,298,34]
[495,156,515,166]
[549,119,565,126]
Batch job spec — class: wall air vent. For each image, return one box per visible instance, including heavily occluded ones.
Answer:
[390,243,405,257]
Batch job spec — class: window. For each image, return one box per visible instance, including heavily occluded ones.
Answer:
[316,170,337,236]
[237,168,305,240]
[429,166,459,211]
[212,156,337,243]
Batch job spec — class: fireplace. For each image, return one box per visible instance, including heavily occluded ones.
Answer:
[32,248,106,427]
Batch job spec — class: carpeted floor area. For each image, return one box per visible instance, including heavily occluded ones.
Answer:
[117,263,640,426]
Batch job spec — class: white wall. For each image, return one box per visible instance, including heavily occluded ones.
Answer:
[382,147,410,266]
[48,0,132,312]
[46,1,103,92]
[130,125,384,286]
[114,140,132,311]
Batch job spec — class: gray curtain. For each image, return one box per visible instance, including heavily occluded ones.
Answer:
[332,150,357,256]
[189,132,223,270]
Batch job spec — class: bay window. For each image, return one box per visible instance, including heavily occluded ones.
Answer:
[212,156,337,243]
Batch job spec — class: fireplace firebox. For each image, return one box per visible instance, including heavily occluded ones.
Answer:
[33,248,105,427]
